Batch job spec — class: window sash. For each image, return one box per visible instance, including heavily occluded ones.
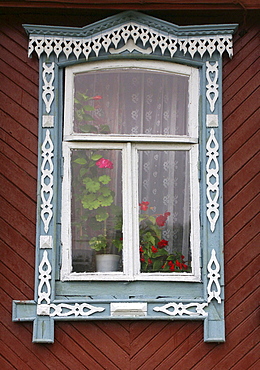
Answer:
[61,141,200,282]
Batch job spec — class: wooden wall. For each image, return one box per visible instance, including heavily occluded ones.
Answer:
[1,7,259,369]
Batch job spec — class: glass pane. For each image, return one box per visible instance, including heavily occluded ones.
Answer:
[138,150,191,273]
[73,69,188,135]
[71,149,123,273]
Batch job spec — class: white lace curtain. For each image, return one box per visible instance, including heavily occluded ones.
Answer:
[74,69,190,258]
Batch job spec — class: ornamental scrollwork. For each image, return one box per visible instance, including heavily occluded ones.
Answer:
[38,250,52,305]
[207,249,221,303]
[41,129,54,233]
[206,61,219,113]
[42,62,55,114]
[206,128,219,232]
[49,303,105,317]
[153,302,208,317]
[27,23,234,61]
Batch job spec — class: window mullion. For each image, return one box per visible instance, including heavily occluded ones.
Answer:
[122,143,135,279]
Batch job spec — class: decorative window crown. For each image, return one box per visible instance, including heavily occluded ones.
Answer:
[24,11,236,60]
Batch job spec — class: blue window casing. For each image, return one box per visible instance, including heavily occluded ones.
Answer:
[12,11,237,343]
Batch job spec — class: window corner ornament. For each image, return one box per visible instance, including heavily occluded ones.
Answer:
[42,62,55,114]
[41,129,54,233]
[207,249,221,304]
[206,128,219,232]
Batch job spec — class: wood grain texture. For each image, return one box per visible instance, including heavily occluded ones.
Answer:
[1,8,259,369]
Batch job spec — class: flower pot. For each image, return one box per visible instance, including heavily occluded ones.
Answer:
[96,254,120,272]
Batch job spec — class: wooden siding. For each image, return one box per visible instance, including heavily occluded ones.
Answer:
[1,9,259,370]
[1,0,260,10]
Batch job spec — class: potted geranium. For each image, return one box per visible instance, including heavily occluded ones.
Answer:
[139,201,190,273]
[73,151,123,272]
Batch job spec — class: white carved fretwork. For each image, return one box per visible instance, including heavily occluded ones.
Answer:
[207,249,221,303]
[38,250,52,305]
[206,61,219,112]
[41,129,54,233]
[42,62,55,114]
[27,21,234,61]
[50,303,105,317]
[153,302,208,317]
[206,129,219,232]
[37,303,105,317]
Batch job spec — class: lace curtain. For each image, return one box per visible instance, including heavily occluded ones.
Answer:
[74,69,191,260]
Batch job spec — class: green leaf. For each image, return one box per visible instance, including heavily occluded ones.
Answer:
[80,124,97,133]
[96,211,109,222]
[82,194,100,210]
[79,168,88,177]
[99,186,111,196]
[98,194,113,206]
[83,177,100,192]
[83,105,95,111]
[74,158,87,165]
[91,154,103,161]
[100,124,111,134]
[99,175,111,184]
[153,259,163,271]
[83,113,95,122]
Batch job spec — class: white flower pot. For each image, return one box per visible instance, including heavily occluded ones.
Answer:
[96,254,120,272]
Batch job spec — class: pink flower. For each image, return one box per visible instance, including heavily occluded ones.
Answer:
[95,158,114,169]
[155,212,170,227]
[91,95,102,100]
[139,201,150,211]
[158,239,168,249]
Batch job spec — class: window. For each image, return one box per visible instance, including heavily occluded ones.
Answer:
[13,11,237,343]
[61,60,200,281]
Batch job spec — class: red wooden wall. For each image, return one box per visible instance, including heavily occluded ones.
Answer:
[1,5,259,369]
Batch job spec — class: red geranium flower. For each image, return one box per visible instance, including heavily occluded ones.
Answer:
[139,201,150,211]
[148,258,153,264]
[152,246,158,253]
[155,212,170,227]
[158,239,168,249]
[95,158,114,169]
[140,257,145,263]
[139,246,144,253]
[91,95,102,100]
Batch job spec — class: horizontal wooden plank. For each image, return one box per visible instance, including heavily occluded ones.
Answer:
[1,0,260,10]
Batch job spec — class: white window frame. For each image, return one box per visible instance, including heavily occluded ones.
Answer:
[61,59,200,282]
